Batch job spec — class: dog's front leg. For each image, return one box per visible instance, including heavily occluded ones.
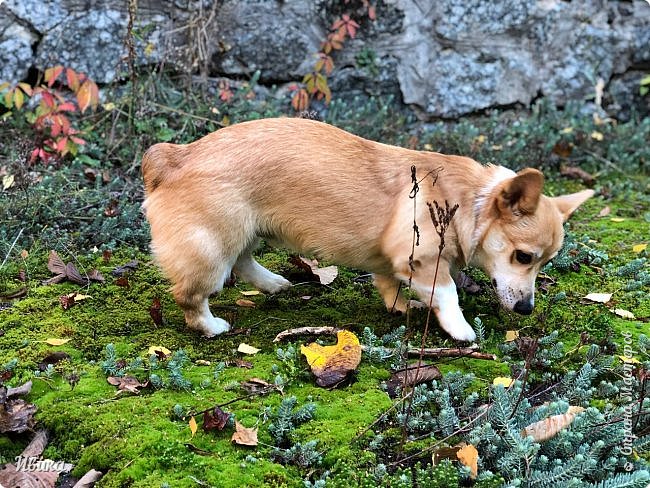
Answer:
[409,264,476,342]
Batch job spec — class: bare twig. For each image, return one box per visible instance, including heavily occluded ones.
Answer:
[1,227,24,270]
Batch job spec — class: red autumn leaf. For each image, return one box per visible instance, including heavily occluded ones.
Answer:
[203,406,230,432]
[44,65,64,87]
[368,4,377,20]
[56,137,69,154]
[150,298,163,326]
[41,90,56,108]
[57,102,76,112]
[70,136,86,145]
[315,53,334,75]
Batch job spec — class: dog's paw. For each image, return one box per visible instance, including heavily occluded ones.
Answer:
[259,274,292,294]
[407,299,427,309]
[447,323,477,342]
[197,316,231,337]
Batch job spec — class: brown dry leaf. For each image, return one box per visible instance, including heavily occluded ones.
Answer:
[47,250,66,275]
[203,406,230,432]
[107,375,147,395]
[231,421,258,446]
[0,381,37,434]
[385,361,441,397]
[150,298,163,326]
[290,256,338,285]
[597,206,611,217]
[560,166,595,185]
[456,443,479,479]
[236,299,256,308]
[87,269,105,283]
[300,330,361,387]
[432,445,462,466]
[456,271,481,294]
[111,260,138,276]
[551,140,573,158]
[521,406,585,442]
[241,377,275,394]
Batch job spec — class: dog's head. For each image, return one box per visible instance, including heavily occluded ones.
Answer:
[473,168,594,315]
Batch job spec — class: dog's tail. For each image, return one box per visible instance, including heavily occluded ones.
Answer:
[142,143,183,194]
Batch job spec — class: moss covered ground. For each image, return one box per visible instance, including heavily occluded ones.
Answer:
[0,88,649,486]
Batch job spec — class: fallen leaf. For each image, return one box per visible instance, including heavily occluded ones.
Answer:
[0,286,27,299]
[591,131,604,141]
[70,469,103,488]
[229,359,253,369]
[59,294,77,310]
[560,166,595,185]
[189,416,198,437]
[231,421,258,446]
[203,406,230,432]
[236,299,256,308]
[195,359,211,366]
[521,406,585,442]
[504,330,519,342]
[385,361,441,397]
[47,250,67,276]
[240,290,261,296]
[551,140,572,158]
[632,243,647,254]
[107,375,147,394]
[290,256,338,285]
[150,298,163,326]
[0,381,37,434]
[456,444,479,479]
[611,308,636,319]
[584,292,612,303]
[432,446,462,466]
[493,377,513,387]
[597,206,611,217]
[560,127,573,134]
[618,355,640,364]
[610,217,625,223]
[456,271,481,294]
[241,377,275,394]
[2,174,15,190]
[115,276,129,287]
[301,330,361,387]
[147,345,171,358]
[238,343,260,355]
[45,338,70,346]
[112,260,138,276]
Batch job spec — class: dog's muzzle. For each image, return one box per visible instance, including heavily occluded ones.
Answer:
[513,298,534,315]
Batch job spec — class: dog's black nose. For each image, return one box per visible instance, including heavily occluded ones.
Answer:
[514,299,533,315]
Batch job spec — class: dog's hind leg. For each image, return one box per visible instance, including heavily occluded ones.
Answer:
[153,227,235,337]
[233,240,292,293]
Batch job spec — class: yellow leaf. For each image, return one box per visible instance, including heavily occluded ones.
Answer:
[611,308,636,320]
[148,345,171,357]
[618,355,640,364]
[610,218,625,222]
[77,80,92,113]
[504,330,519,342]
[561,127,573,134]
[522,406,585,442]
[300,330,361,387]
[238,343,260,355]
[591,131,604,141]
[102,102,115,111]
[423,143,433,151]
[2,174,15,190]
[46,338,70,346]
[493,377,513,388]
[189,416,198,437]
[632,244,647,253]
[13,87,24,109]
[584,292,612,303]
[456,444,478,479]
[240,290,261,296]
[73,293,91,302]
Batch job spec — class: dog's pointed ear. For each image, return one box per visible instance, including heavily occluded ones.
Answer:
[551,189,595,222]
[496,168,544,218]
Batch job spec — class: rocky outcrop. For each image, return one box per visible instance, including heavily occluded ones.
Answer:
[0,0,648,119]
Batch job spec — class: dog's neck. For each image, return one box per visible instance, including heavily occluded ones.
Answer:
[463,165,515,265]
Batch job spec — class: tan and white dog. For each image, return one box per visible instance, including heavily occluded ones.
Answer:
[142,117,593,341]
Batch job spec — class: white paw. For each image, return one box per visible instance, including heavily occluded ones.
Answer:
[199,316,231,337]
[259,274,292,294]
[442,321,477,342]
[408,299,427,309]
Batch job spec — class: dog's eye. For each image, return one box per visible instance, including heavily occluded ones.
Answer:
[515,250,533,265]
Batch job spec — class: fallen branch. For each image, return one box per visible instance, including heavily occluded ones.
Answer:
[273,327,496,360]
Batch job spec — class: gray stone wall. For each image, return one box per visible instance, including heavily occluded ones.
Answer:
[1,0,648,119]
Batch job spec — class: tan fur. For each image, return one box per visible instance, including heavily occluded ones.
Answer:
[142,117,594,340]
